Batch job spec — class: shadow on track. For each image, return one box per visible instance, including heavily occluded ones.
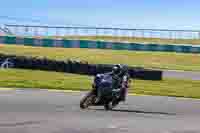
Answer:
[89,108,176,116]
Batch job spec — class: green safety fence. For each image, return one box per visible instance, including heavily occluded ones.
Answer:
[0,36,200,53]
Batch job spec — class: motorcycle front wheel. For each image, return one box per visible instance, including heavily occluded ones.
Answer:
[80,91,96,109]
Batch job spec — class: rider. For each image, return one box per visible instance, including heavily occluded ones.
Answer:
[111,64,130,102]
[94,64,130,103]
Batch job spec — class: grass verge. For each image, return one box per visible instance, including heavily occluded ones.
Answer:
[0,44,200,71]
[0,68,200,99]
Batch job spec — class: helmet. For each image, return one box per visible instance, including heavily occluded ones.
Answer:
[120,65,128,76]
[112,64,122,75]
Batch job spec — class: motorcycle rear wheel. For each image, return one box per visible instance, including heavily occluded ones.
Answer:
[104,99,120,111]
[104,102,113,110]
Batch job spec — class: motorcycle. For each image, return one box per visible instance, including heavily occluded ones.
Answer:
[80,73,128,110]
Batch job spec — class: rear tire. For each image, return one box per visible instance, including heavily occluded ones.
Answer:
[104,102,113,111]
[104,99,120,111]
[80,92,95,109]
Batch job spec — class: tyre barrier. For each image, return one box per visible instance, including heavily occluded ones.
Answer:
[0,53,162,80]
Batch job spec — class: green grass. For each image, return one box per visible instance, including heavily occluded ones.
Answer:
[0,44,200,71]
[37,35,200,45]
[0,69,200,99]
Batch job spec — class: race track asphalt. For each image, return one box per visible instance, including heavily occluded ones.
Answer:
[163,70,200,80]
[0,89,200,133]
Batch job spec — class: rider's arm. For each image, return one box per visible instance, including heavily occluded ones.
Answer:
[122,75,131,88]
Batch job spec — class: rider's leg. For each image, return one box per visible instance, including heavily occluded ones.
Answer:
[120,87,127,101]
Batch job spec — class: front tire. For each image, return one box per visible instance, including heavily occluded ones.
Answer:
[80,92,95,109]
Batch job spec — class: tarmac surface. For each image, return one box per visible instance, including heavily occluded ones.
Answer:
[0,89,200,133]
[163,70,200,80]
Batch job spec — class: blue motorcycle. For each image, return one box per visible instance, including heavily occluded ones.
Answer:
[80,73,128,110]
